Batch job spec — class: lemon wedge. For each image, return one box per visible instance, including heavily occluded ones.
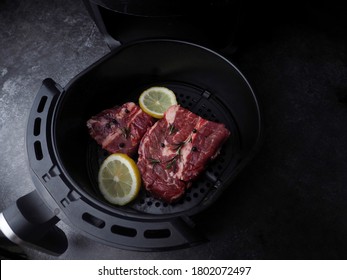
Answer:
[139,86,177,118]
[98,153,141,206]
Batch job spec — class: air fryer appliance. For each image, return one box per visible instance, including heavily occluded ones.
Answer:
[0,0,262,254]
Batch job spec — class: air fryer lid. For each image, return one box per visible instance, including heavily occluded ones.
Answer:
[88,0,235,16]
[84,0,241,50]
[27,40,262,250]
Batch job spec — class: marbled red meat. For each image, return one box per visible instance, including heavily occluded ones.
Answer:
[87,102,154,156]
[137,105,230,203]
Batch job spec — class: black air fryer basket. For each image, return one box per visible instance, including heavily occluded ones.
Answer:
[0,2,262,254]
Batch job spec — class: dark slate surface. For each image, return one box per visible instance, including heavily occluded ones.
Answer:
[1,0,347,259]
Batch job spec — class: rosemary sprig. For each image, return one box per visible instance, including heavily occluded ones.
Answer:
[166,132,195,169]
[166,157,177,169]
[169,123,177,135]
[149,158,160,165]
[172,141,185,151]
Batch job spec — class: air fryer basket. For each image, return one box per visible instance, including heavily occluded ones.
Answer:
[86,81,238,216]
[55,40,260,215]
[23,40,262,250]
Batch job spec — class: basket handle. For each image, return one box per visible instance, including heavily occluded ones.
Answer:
[0,190,68,256]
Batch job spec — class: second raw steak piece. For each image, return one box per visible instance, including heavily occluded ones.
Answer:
[137,105,230,203]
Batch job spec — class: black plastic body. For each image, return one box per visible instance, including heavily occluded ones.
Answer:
[0,1,261,253]
[26,76,207,251]
[23,40,262,251]
[83,0,242,51]
[85,0,211,16]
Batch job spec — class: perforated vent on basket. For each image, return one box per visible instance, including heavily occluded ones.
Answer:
[86,81,239,216]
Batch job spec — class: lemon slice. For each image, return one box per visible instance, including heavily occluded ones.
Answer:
[98,153,141,206]
[139,86,177,118]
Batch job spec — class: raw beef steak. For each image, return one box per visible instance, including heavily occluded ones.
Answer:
[87,102,154,156]
[137,105,230,203]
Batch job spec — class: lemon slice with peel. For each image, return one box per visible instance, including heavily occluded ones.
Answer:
[98,153,141,206]
[139,86,177,118]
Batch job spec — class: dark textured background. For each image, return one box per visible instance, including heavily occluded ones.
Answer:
[1,0,347,259]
